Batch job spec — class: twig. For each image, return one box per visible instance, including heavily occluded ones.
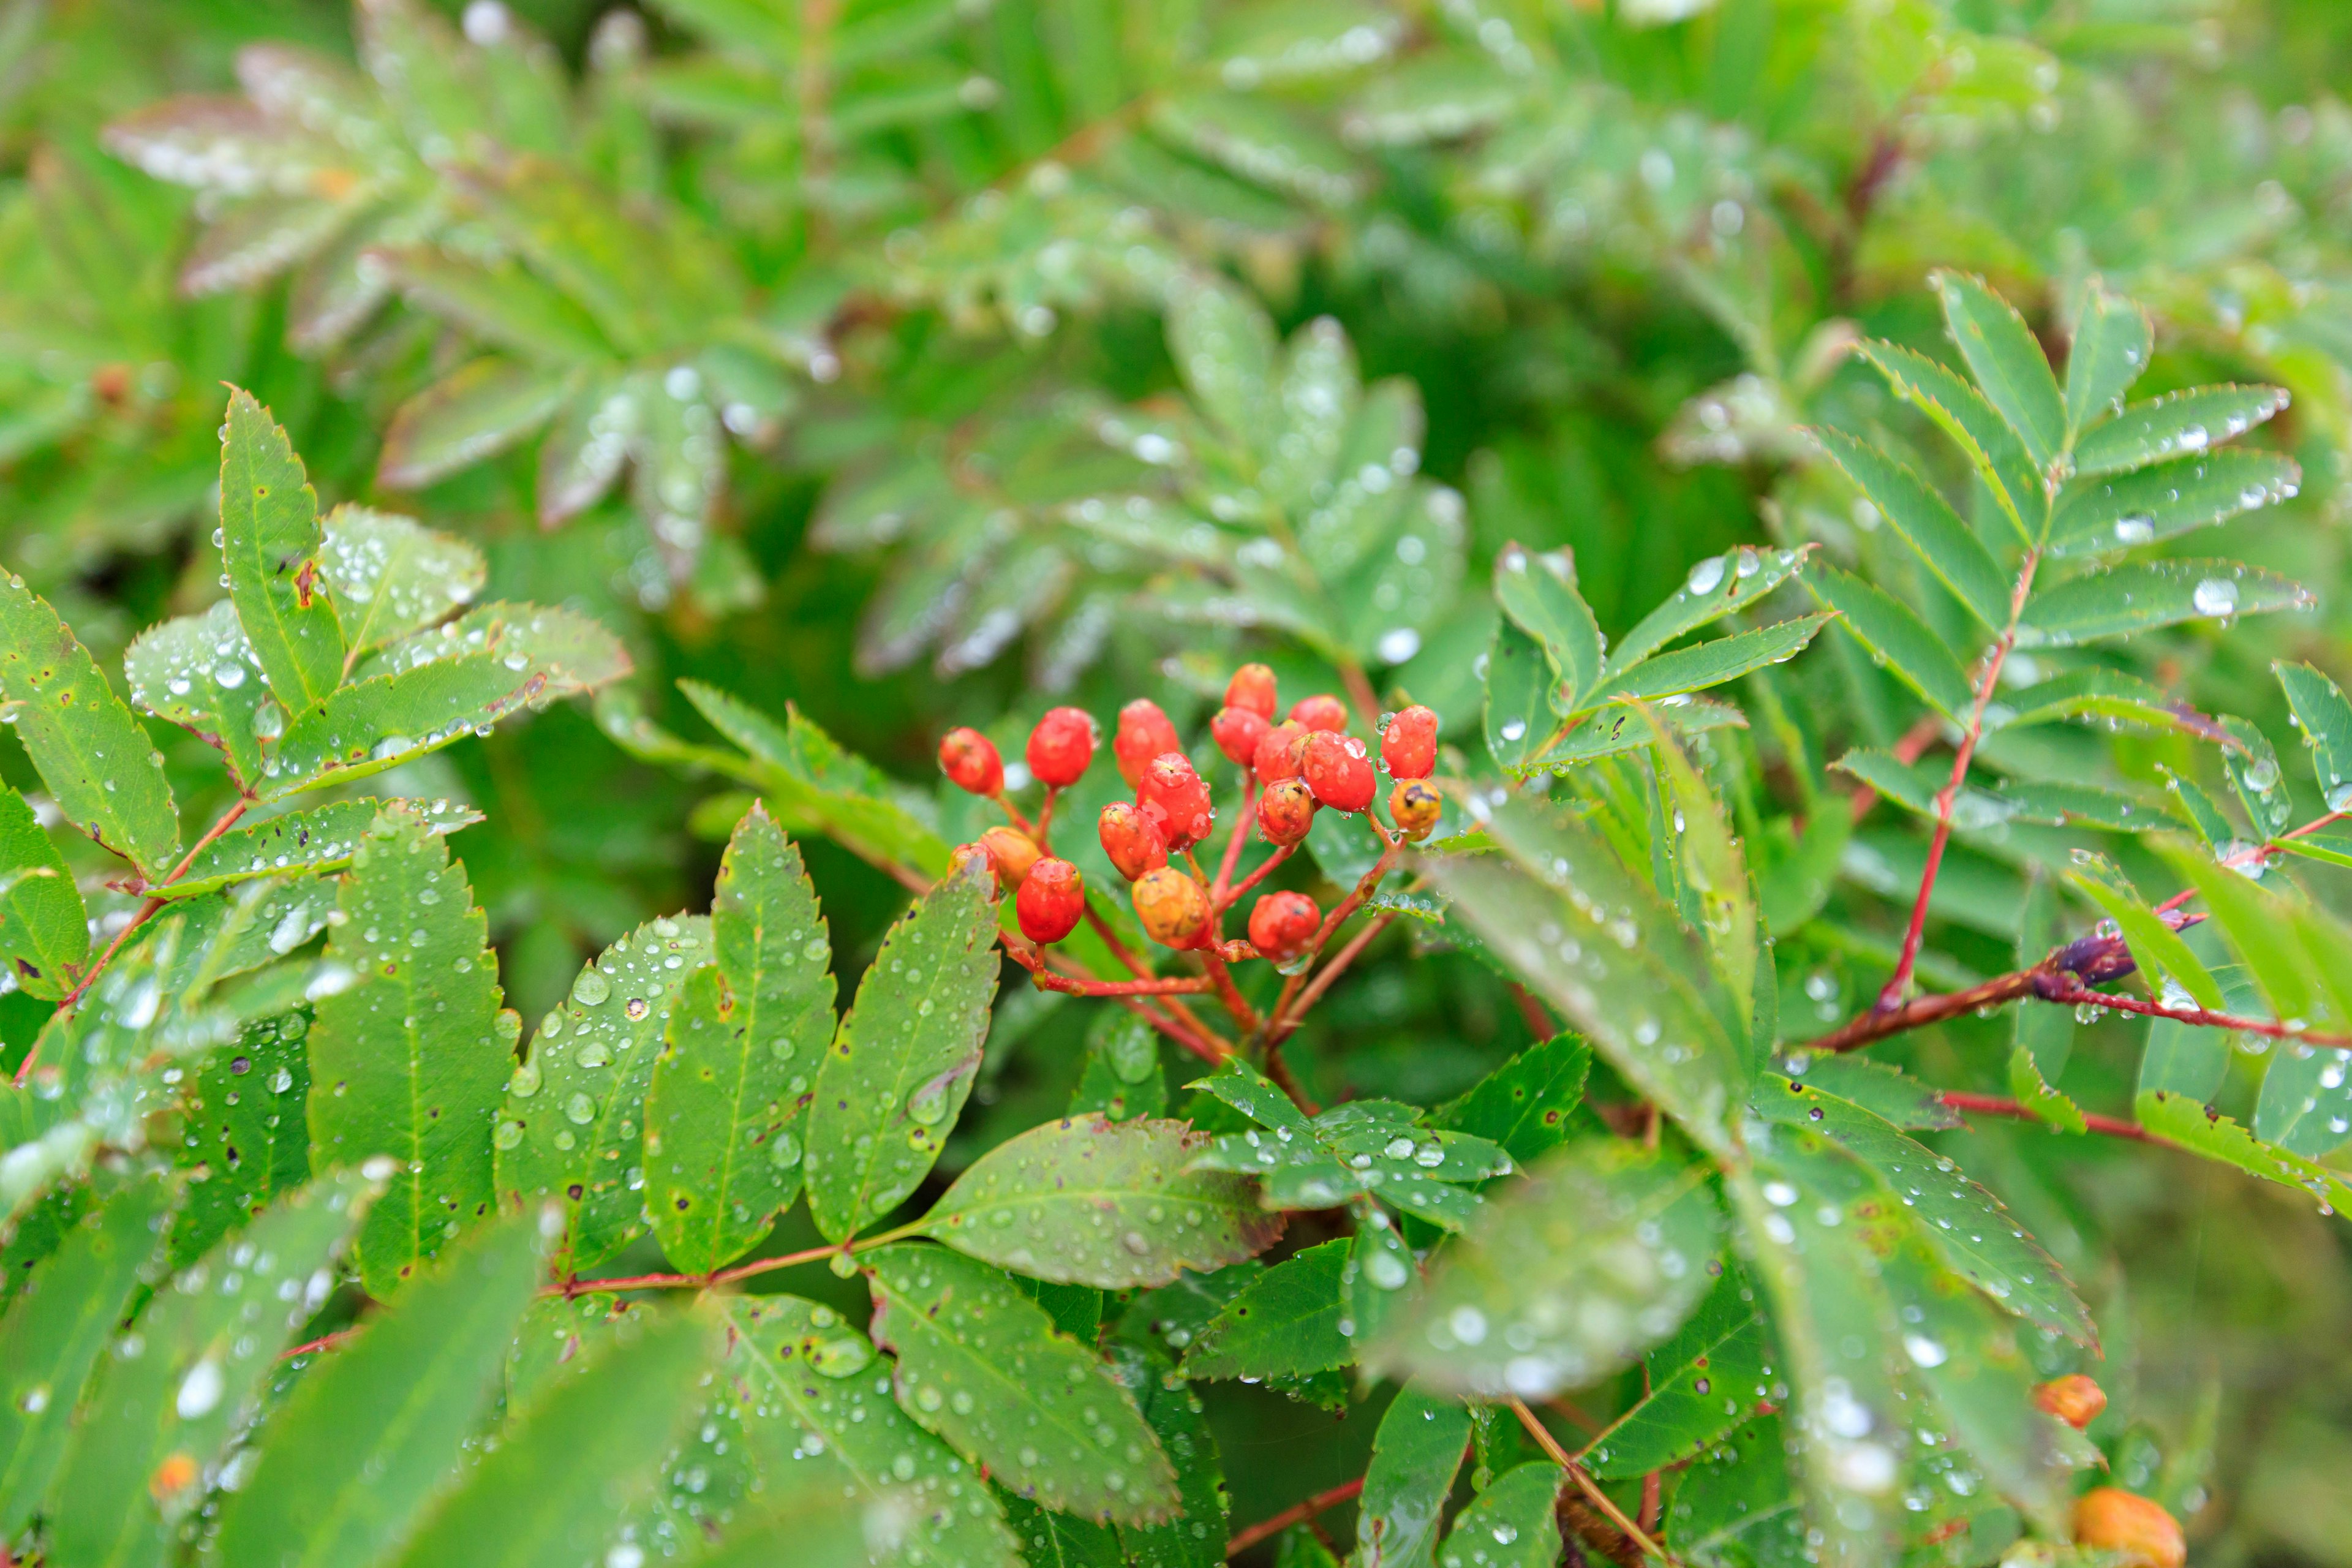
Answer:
[1877,553,2037,1012]
[18,794,254,1085]
[2037,981,2352,1050]
[1225,1477,1365,1557]
[1270,914,1395,1044]
[2152,809,2348,914]
[547,1239,859,1298]
[1212,776,1256,903]
[1938,1090,2153,1144]
[278,1327,360,1360]
[1217,844,1295,911]
[1507,1398,1675,1565]
[1200,948,1260,1033]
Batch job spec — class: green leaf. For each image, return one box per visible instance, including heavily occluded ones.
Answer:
[644,965,795,1275]
[917,1114,1281,1287]
[2022,559,2310,644]
[160,796,483,899]
[1492,543,1602,708]
[268,603,629,799]
[1106,1341,1229,1568]
[496,914,712,1273]
[206,1215,543,1568]
[0,1174,170,1539]
[1435,1463,1560,1568]
[1431,1033,1592,1166]
[1068,1008,1167,1123]
[1346,1202,1416,1352]
[720,1294,1022,1568]
[864,1242,1178,1524]
[710,804,835,1105]
[219,386,345,710]
[2136,1088,2352,1215]
[2071,385,2291,477]
[2063,281,2152,440]
[1352,1382,1471,1568]
[170,1014,314,1268]
[1802,562,1976,719]
[1167,276,1276,443]
[384,1310,710,1568]
[1000,1495,1123,1567]
[2000,666,2236,745]
[1527,697,1747,774]
[378,358,578,491]
[309,804,513,1298]
[319,505,488,657]
[2066,862,2223,1014]
[372,247,619,364]
[1585,1266,1773,1480]
[1934,271,2065,468]
[1369,1143,1722,1398]
[1482,617,1553,773]
[2276,660,2352,809]
[1665,1416,1806,1566]
[1811,429,2010,628]
[1649,710,1758,1009]
[124,602,271,790]
[1783,1057,1960,1131]
[2010,868,2084,1131]
[2047,449,2301,557]
[1588,615,1831,708]
[0,785,86,997]
[0,575,180,879]
[45,1170,377,1568]
[1430,796,1746,1154]
[806,858,1001,1240]
[2154,835,2311,1023]
[1179,1237,1351,1382]
[1754,1076,2095,1345]
[1607,546,1809,678]
[1856,340,2044,540]
[2008,1045,2088,1134]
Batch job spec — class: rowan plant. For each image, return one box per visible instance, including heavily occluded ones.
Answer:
[10,1,2352,1567]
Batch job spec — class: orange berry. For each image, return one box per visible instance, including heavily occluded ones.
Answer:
[1289,693,1348,733]
[1257,777,1317,846]
[2073,1488,2184,1568]
[1253,719,1307,786]
[1210,706,1270,767]
[1248,891,1321,960]
[1113,699,1181,787]
[1226,663,1278,719]
[1381,704,1439,779]
[938,728,1003,796]
[1136,752,1216,850]
[1390,778,1441,841]
[2034,1374,2107,1431]
[149,1450,200,1504]
[1133,867,1210,948]
[1016,858,1087,944]
[1025,706,1097,788]
[1302,731,1377,813]
[978,826,1040,889]
[1098,801,1170,881]
[947,841,991,880]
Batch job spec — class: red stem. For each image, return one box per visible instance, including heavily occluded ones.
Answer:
[1877,553,2038,1012]
[1226,1478,1365,1558]
[1938,1090,2154,1144]
[2152,808,2348,915]
[1212,775,1256,903]
[1218,844,1295,911]
[2037,980,2352,1049]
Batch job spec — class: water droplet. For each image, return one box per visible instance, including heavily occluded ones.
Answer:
[2193,578,2239,617]
[1686,556,1727,594]
[564,1092,596,1126]
[175,1358,224,1419]
[572,968,611,1006]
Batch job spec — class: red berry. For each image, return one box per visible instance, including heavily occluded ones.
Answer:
[1026,706,1098,788]
[1289,693,1348,733]
[1257,777,1317,846]
[2032,1375,2106,1431]
[1133,867,1210,948]
[1381,705,1439,780]
[978,826,1041,890]
[1226,663,1278,720]
[938,728,1003,796]
[1017,858,1086,944]
[1253,719,1307,785]
[1302,731,1377,813]
[1389,778,1441,841]
[1248,891,1321,960]
[1210,706,1270,767]
[1112,699,1182,787]
[1098,801,1170,881]
[947,841,991,880]
[2072,1490,2183,1568]
[1136,752,1216,850]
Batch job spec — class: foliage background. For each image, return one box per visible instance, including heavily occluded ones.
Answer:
[9,0,2352,1561]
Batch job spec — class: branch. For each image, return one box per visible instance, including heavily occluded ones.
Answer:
[1218,843,1295,911]
[1506,1398,1676,1566]
[2037,979,2352,1050]
[1938,1090,2154,1144]
[1877,552,2038,1011]
[1212,775,1256,903]
[1269,913,1395,1044]
[1226,1477,1365,1558]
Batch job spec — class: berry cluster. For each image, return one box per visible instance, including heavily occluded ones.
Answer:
[934,666,1441,1023]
